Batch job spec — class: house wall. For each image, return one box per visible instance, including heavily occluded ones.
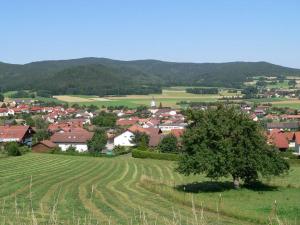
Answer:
[114,131,135,147]
[58,143,88,152]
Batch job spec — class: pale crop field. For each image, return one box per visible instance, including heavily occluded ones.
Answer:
[0,153,299,225]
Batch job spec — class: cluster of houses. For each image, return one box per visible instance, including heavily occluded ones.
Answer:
[0,99,187,153]
[1,98,300,156]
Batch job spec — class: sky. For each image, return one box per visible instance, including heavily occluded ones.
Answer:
[1,0,300,68]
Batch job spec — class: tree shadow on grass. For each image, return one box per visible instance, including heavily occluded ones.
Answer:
[176,181,278,193]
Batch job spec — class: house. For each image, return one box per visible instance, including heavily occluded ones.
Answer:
[0,108,14,117]
[0,125,35,146]
[267,129,289,151]
[114,130,135,147]
[294,132,300,155]
[114,125,162,147]
[50,130,93,152]
[141,118,160,128]
[32,140,57,153]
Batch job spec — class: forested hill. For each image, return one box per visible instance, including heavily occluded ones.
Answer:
[0,58,299,96]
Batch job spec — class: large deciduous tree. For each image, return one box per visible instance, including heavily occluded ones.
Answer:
[177,106,289,188]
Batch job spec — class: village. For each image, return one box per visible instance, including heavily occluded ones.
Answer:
[0,96,299,157]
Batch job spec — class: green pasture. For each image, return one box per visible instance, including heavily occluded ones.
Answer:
[0,154,299,224]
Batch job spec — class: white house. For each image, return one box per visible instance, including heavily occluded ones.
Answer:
[0,108,14,117]
[50,130,93,152]
[114,130,135,147]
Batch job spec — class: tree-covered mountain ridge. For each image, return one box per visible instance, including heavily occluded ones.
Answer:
[0,58,299,95]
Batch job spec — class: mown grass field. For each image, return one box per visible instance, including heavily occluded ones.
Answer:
[0,154,299,225]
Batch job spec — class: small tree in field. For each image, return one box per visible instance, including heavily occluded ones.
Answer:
[177,106,289,188]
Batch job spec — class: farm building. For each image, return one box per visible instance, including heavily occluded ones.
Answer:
[32,140,57,153]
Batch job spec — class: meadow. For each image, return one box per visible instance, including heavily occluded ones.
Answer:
[0,153,299,225]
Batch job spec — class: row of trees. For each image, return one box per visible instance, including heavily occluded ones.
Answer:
[186,88,219,95]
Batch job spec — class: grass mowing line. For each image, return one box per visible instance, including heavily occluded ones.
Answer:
[106,161,170,224]
[0,162,86,220]
[78,160,127,221]
[122,161,146,197]
[78,160,117,223]
[0,158,76,179]
[55,161,108,222]
[120,162,193,223]
[0,159,85,207]
[0,160,77,199]
[39,160,99,214]
[92,161,132,222]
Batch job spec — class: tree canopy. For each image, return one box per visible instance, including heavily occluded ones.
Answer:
[177,106,289,188]
[92,112,117,128]
[87,129,107,154]
[131,132,149,150]
[158,134,178,153]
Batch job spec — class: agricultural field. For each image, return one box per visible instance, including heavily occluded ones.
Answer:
[53,88,240,108]
[0,153,299,225]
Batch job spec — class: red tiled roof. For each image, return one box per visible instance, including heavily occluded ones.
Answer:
[0,126,33,142]
[39,140,57,148]
[50,131,93,143]
[285,132,295,141]
[0,108,8,113]
[269,130,289,149]
[295,132,300,145]
[116,117,139,126]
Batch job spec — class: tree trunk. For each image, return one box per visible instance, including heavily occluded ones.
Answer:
[233,176,240,189]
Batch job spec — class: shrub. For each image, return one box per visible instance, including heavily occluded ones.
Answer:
[5,142,23,156]
[132,149,179,161]
[50,146,62,154]
[66,146,77,153]
[113,146,127,155]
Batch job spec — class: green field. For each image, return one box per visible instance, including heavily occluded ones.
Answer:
[0,154,299,224]
[54,88,239,108]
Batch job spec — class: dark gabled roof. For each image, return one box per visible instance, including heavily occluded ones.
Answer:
[267,122,300,129]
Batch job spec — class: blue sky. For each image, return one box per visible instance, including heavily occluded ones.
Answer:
[1,0,300,68]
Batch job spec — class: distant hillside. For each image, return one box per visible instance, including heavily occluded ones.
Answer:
[0,58,299,95]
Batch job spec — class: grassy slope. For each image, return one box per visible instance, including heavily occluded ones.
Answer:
[0,153,299,224]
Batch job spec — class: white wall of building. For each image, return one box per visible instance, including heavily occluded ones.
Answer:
[58,143,88,152]
[114,131,135,147]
